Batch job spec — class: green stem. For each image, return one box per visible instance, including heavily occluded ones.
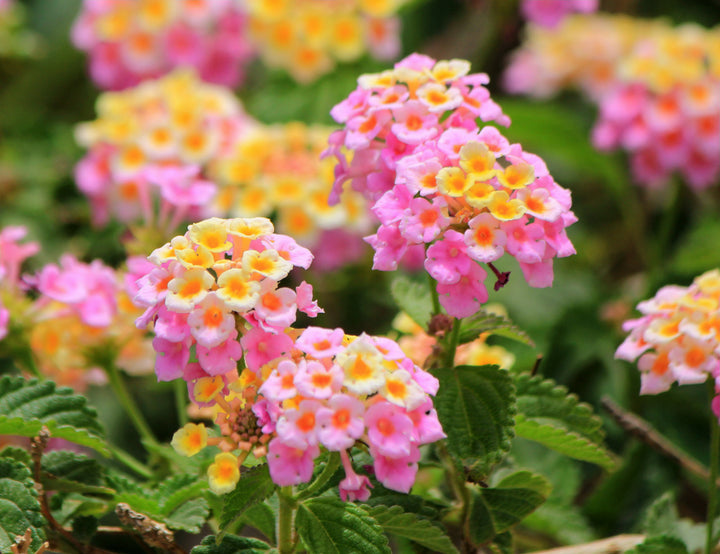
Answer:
[174,379,188,427]
[707,379,720,554]
[428,272,441,318]
[444,318,461,368]
[105,362,159,450]
[107,444,153,479]
[278,486,296,554]
[436,442,470,535]
[297,452,341,500]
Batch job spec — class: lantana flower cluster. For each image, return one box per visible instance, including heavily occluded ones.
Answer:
[29,255,155,391]
[208,122,371,270]
[325,54,576,318]
[133,217,321,384]
[520,0,598,29]
[71,0,255,90]
[505,15,720,188]
[615,270,720,403]
[75,70,253,229]
[246,0,405,83]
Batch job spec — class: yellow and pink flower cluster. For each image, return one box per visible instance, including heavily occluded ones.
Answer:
[246,0,406,83]
[72,0,255,90]
[505,14,720,188]
[616,269,720,396]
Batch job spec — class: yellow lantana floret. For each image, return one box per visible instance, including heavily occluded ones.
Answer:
[189,218,232,253]
[171,423,207,457]
[487,191,527,221]
[242,249,293,281]
[497,162,535,190]
[216,268,261,311]
[207,452,240,495]
[459,142,496,181]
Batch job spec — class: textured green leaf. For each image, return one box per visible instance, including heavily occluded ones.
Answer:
[459,310,534,347]
[435,365,516,478]
[0,458,45,552]
[41,450,105,487]
[514,374,614,468]
[51,492,107,525]
[641,493,705,553]
[0,377,108,456]
[191,533,272,554]
[219,465,276,535]
[0,446,31,466]
[163,497,209,533]
[363,505,458,554]
[390,274,434,330]
[241,502,277,543]
[296,496,390,554]
[468,471,550,545]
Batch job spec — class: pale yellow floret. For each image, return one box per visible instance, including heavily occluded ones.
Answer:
[337,337,386,395]
[464,181,496,209]
[194,376,225,404]
[171,423,208,457]
[216,268,261,311]
[436,167,471,197]
[188,218,232,253]
[358,70,397,89]
[329,15,364,62]
[496,163,535,190]
[175,245,215,269]
[459,142,497,181]
[487,191,527,221]
[166,268,215,311]
[227,217,275,240]
[207,452,240,495]
[430,59,472,83]
[242,249,293,281]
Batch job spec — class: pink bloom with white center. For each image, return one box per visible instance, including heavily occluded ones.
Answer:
[464,214,506,263]
[408,399,447,444]
[267,438,319,487]
[365,223,409,271]
[316,394,366,451]
[390,102,439,144]
[258,359,301,402]
[276,399,323,449]
[254,285,298,331]
[296,327,346,359]
[365,401,414,458]
[502,220,546,264]
[187,292,235,348]
[257,234,314,269]
[371,443,421,493]
[437,263,489,319]
[153,306,190,342]
[399,196,448,243]
[294,360,343,400]
[424,230,473,285]
[380,369,427,411]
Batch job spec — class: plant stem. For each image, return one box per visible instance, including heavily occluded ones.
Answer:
[107,443,153,479]
[278,486,296,554]
[297,452,340,500]
[174,379,188,427]
[707,379,720,554]
[428,272,441,317]
[444,318,461,368]
[436,442,470,536]
[105,362,159,450]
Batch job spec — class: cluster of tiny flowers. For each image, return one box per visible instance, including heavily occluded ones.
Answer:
[208,122,371,270]
[592,25,720,188]
[520,0,597,29]
[393,310,516,370]
[325,54,576,318]
[173,326,445,497]
[75,70,253,229]
[245,0,405,83]
[133,217,322,384]
[0,226,39,341]
[505,15,720,188]
[71,0,255,90]
[28,255,154,391]
[615,270,720,404]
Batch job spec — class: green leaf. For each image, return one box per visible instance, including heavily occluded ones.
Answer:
[459,310,534,347]
[641,493,705,553]
[296,496,390,554]
[513,374,615,469]
[219,465,276,536]
[627,536,689,554]
[241,502,277,543]
[435,365,516,478]
[390,274,434,330]
[0,446,31,466]
[0,458,45,553]
[362,505,459,554]
[51,492,107,525]
[671,215,720,276]
[41,450,105,487]
[163,497,209,534]
[468,471,550,545]
[0,377,108,456]
[191,534,272,554]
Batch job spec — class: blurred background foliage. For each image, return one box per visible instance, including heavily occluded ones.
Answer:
[2,0,720,548]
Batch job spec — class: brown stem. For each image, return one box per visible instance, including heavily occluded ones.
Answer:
[602,396,716,484]
[531,534,646,554]
[31,427,116,554]
[115,503,187,554]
